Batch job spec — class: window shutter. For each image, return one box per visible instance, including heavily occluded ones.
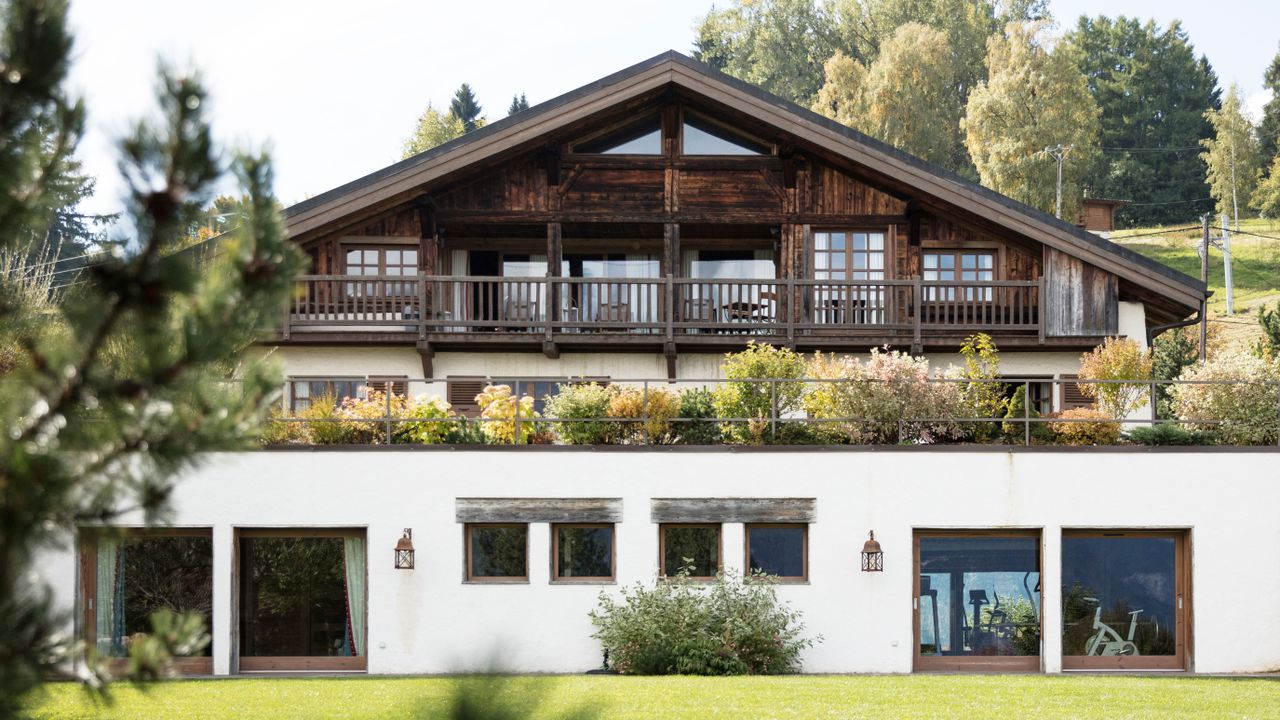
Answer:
[1058,374,1092,410]
[448,376,486,417]
[366,376,409,398]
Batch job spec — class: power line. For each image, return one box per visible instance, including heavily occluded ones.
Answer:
[6,249,110,273]
[1227,229,1280,242]
[1099,145,1202,154]
[1110,225,1201,239]
[1124,197,1214,208]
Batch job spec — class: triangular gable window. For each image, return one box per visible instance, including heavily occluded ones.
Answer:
[575,117,662,155]
[682,115,769,155]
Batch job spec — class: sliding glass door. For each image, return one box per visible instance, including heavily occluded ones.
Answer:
[915,531,1042,671]
[237,529,366,672]
[1062,531,1188,670]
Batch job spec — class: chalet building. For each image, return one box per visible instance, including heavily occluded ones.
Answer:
[42,53,1280,678]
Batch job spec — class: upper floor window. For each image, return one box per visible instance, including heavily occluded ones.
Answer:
[681,115,769,155]
[923,250,994,301]
[344,245,418,297]
[813,231,886,281]
[574,116,662,155]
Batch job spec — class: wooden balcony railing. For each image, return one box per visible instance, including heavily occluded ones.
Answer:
[282,275,1043,342]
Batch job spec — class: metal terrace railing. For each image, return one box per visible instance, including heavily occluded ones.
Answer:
[281,275,1042,341]
[262,375,1280,448]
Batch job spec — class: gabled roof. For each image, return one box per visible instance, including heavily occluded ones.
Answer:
[285,51,1206,311]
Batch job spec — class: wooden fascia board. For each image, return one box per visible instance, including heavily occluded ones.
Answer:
[286,69,677,238]
[662,65,1203,310]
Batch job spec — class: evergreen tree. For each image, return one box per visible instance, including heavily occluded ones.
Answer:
[1253,156,1280,218]
[0,0,303,709]
[1259,44,1280,174]
[962,21,1101,218]
[449,82,483,132]
[1200,85,1262,224]
[1063,16,1221,227]
[508,93,529,116]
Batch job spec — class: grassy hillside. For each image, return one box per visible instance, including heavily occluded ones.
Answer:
[1111,217,1280,352]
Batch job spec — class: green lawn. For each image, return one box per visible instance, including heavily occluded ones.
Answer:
[1112,218,1280,350]
[23,675,1280,720]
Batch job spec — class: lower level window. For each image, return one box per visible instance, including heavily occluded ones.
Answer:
[466,524,528,582]
[915,531,1042,670]
[659,524,720,579]
[82,530,212,670]
[1062,531,1187,670]
[237,530,366,671]
[745,524,807,581]
[553,524,615,582]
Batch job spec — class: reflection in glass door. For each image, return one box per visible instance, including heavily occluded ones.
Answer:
[1062,531,1187,670]
[915,532,1042,671]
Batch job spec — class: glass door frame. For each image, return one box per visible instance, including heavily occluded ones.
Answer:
[912,529,1044,672]
[1061,529,1190,671]
[234,527,368,673]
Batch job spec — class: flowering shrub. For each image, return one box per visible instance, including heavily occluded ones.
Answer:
[337,390,406,444]
[590,567,815,675]
[1077,337,1154,419]
[476,384,540,444]
[394,396,456,444]
[1049,407,1122,446]
[712,342,807,444]
[609,386,680,444]
[544,382,615,445]
[804,349,965,444]
[1171,350,1280,445]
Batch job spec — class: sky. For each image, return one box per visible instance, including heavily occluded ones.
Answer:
[64,0,1280,224]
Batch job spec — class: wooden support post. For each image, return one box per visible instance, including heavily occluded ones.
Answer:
[416,340,434,378]
[663,222,680,279]
[547,221,562,343]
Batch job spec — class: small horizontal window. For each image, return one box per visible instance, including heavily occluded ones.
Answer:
[466,524,528,582]
[553,524,615,582]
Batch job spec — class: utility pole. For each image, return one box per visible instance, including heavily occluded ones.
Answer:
[1221,213,1234,315]
[1044,144,1072,219]
[1200,214,1209,362]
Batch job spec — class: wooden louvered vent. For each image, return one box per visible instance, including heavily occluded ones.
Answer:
[447,376,487,417]
[366,376,409,398]
[1058,374,1093,410]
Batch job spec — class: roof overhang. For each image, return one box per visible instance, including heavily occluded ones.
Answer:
[284,51,1206,313]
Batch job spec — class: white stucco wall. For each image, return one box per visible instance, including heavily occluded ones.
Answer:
[39,448,1280,676]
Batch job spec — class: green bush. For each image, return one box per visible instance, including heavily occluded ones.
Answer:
[674,388,721,445]
[1126,424,1214,446]
[476,384,540,444]
[959,333,1007,441]
[590,568,816,675]
[1049,407,1122,446]
[609,386,680,444]
[1077,337,1153,419]
[804,349,965,444]
[544,382,615,445]
[712,342,808,444]
[394,396,456,444]
[1170,350,1280,445]
[1001,385,1051,444]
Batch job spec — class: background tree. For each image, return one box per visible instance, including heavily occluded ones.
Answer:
[1253,156,1280,218]
[1062,16,1220,227]
[693,0,838,106]
[449,82,483,132]
[401,102,465,158]
[813,22,964,171]
[0,0,303,710]
[508,92,529,116]
[1200,85,1262,226]
[1259,44,1280,174]
[962,21,1100,218]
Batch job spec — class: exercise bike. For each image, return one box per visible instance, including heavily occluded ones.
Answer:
[1082,597,1142,657]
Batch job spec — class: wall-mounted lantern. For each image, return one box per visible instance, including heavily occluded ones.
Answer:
[861,530,883,572]
[394,528,415,570]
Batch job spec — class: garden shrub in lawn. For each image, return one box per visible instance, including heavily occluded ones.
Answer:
[590,567,816,675]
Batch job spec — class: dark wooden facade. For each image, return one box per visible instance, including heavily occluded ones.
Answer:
[279,54,1204,366]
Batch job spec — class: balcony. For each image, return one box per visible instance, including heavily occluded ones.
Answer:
[281,275,1046,350]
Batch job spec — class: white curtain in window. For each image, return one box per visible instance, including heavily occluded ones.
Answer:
[343,536,366,657]
[95,539,121,656]
[448,249,468,323]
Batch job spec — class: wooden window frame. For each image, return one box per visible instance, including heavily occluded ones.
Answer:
[464,523,530,584]
[1060,529,1190,671]
[551,523,617,584]
[810,228,893,281]
[744,523,809,583]
[287,376,367,412]
[570,114,664,156]
[921,249,998,282]
[913,529,1044,673]
[79,527,214,676]
[658,523,722,580]
[340,244,420,275]
[235,527,367,673]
